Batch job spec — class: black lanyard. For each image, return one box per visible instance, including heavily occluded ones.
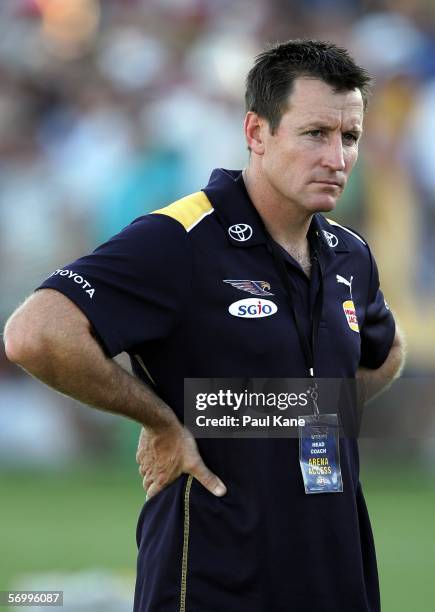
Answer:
[268,238,323,378]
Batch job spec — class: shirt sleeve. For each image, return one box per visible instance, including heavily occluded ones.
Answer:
[359,248,396,369]
[36,214,191,357]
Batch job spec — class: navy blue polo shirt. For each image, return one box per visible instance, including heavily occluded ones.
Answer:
[38,168,395,612]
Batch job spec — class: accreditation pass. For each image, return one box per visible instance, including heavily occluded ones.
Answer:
[299,413,343,494]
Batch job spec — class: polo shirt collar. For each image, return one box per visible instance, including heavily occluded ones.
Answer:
[202,168,346,268]
[203,168,268,247]
[313,215,351,255]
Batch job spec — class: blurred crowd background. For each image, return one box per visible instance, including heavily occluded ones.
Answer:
[1,0,435,609]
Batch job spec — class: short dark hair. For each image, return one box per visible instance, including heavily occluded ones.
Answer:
[245,39,372,133]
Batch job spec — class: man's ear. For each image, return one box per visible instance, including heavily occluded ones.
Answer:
[244,112,266,155]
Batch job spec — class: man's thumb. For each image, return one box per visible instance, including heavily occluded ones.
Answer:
[192,462,227,497]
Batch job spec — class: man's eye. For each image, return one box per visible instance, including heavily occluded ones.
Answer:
[343,133,358,144]
[307,130,322,137]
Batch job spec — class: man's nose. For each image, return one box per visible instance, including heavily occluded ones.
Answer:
[321,138,345,172]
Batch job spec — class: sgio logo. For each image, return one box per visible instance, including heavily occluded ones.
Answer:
[228,298,278,318]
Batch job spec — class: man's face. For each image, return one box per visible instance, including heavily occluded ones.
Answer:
[257,77,364,214]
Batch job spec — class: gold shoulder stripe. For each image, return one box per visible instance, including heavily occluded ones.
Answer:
[153,192,214,232]
[326,218,366,245]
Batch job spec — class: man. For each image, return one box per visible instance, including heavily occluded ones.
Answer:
[4,39,405,611]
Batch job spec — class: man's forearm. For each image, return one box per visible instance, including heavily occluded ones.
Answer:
[356,326,406,404]
[24,334,175,429]
[4,291,178,431]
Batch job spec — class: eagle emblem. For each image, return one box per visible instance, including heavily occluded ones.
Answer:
[223,280,274,296]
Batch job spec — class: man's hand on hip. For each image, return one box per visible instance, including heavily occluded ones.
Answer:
[136,424,227,500]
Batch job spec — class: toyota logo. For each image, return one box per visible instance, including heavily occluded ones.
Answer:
[323,230,338,248]
[228,224,253,242]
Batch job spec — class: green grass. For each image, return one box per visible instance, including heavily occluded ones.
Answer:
[361,463,435,612]
[0,465,145,589]
[0,463,434,611]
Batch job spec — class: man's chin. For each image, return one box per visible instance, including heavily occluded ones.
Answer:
[308,196,338,213]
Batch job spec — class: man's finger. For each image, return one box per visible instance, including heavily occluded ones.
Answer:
[136,448,146,464]
[146,481,164,500]
[191,461,227,497]
[143,472,154,492]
